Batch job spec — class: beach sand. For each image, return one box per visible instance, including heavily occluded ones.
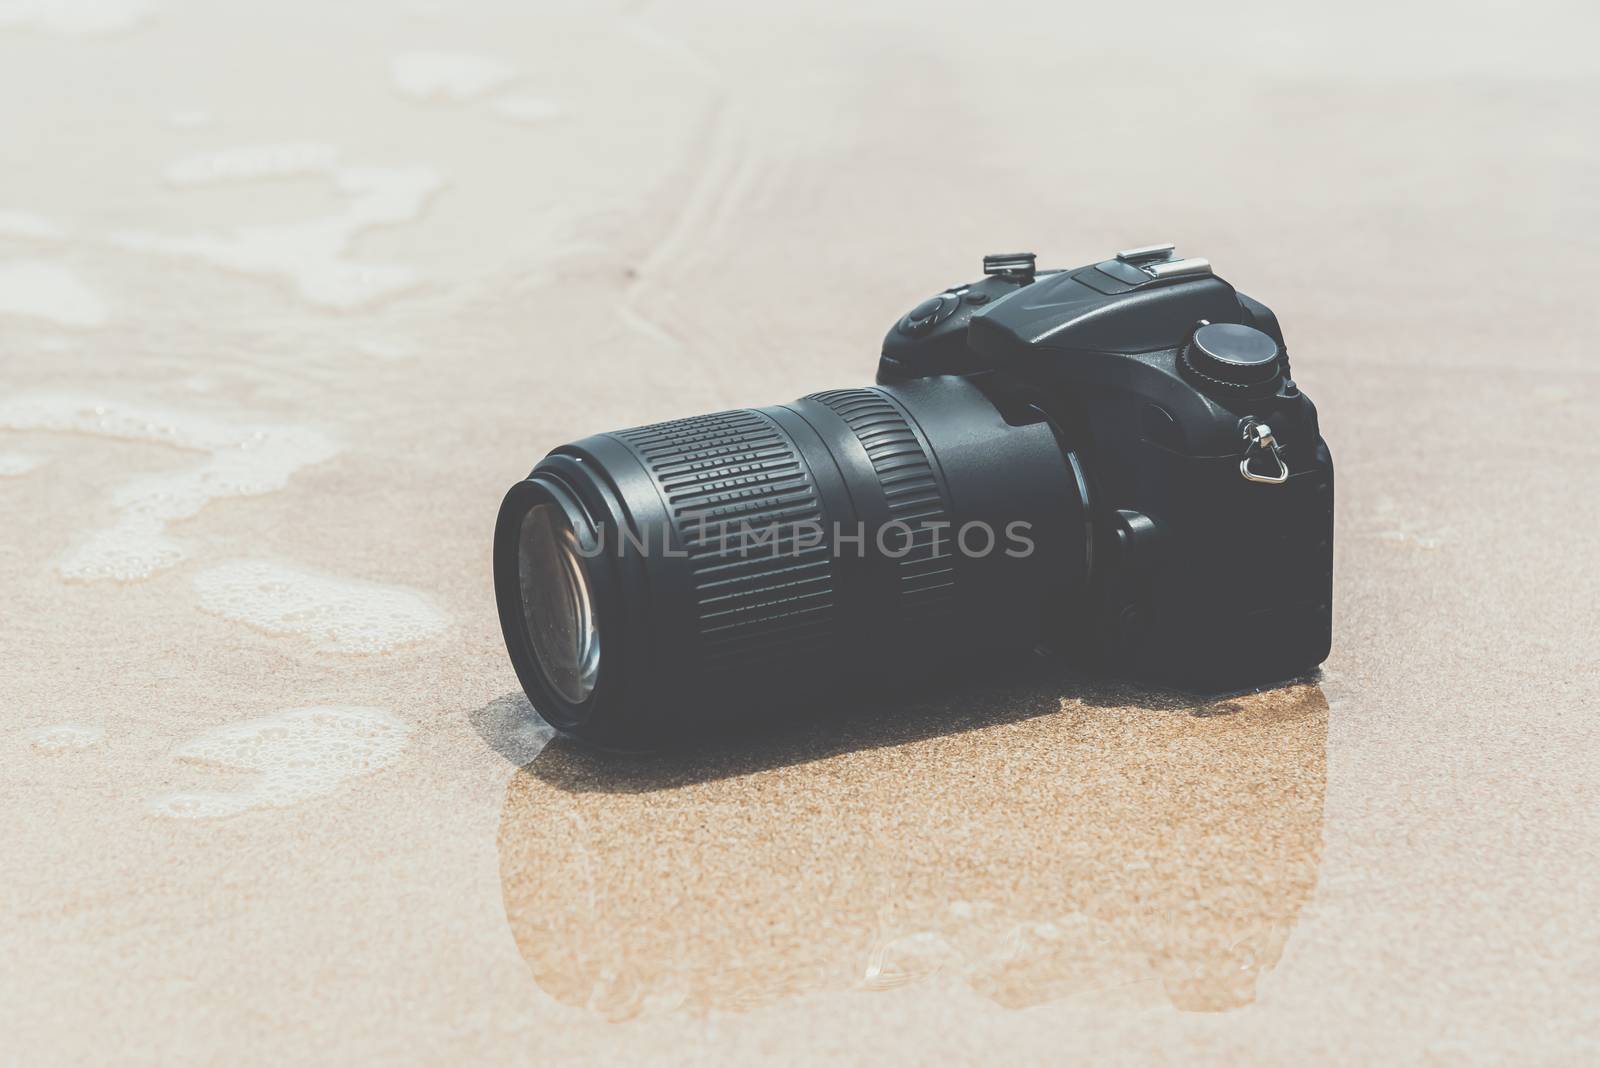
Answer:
[3,1,1598,1062]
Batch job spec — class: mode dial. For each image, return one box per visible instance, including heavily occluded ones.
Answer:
[1182,322,1283,391]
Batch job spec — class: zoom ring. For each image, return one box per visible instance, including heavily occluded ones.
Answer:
[612,409,835,672]
[808,388,957,620]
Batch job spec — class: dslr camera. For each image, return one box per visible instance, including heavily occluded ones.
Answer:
[495,245,1333,745]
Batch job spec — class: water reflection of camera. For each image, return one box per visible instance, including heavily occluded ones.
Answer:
[495,246,1333,745]
[496,681,1331,1016]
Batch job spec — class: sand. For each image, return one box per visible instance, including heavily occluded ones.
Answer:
[3,1,1598,1063]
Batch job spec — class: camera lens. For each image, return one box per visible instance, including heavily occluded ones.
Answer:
[517,502,600,704]
[494,376,1092,745]
[495,473,618,732]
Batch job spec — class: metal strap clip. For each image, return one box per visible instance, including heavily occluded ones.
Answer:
[1240,420,1290,484]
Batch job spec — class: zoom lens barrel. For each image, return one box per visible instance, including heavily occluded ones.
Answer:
[494,375,1091,746]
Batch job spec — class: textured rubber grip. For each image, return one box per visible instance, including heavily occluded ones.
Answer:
[611,409,835,671]
[808,388,957,621]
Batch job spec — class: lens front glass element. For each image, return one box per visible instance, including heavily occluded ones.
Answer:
[517,502,600,704]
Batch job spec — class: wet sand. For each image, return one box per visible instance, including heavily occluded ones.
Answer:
[4,1,1599,1063]
[499,678,1328,1018]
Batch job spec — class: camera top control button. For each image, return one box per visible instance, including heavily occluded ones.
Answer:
[897,293,960,336]
[1183,322,1282,388]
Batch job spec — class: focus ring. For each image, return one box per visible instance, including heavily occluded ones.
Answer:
[611,409,835,672]
[808,388,957,620]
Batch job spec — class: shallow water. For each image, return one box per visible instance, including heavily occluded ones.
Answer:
[3,1,1598,1063]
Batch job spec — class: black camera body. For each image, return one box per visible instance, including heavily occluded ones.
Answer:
[494,244,1332,745]
[879,246,1333,691]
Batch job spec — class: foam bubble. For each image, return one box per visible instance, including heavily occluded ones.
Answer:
[0,450,44,476]
[151,706,409,819]
[30,724,105,752]
[863,931,961,991]
[0,261,107,327]
[114,146,441,309]
[390,51,516,101]
[490,95,565,124]
[164,142,339,185]
[0,0,154,34]
[0,211,67,240]
[192,559,448,653]
[0,392,339,581]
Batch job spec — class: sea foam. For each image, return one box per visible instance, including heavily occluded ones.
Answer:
[114,144,441,309]
[192,559,448,653]
[0,211,67,240]
[30,724,105,753]
[389,51,516,101]
[151,706,409,819]
[0,450,45,477]
[0,392,338,581]
[0,261,107,327]
[0,0,154,35]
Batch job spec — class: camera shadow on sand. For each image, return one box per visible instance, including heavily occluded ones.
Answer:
[475,663,1329,1021]
[470,654,1315,787]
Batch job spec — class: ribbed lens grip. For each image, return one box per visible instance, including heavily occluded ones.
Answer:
[611,409,835,673]
[807,388,957,622]
[509,373,1088,742]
